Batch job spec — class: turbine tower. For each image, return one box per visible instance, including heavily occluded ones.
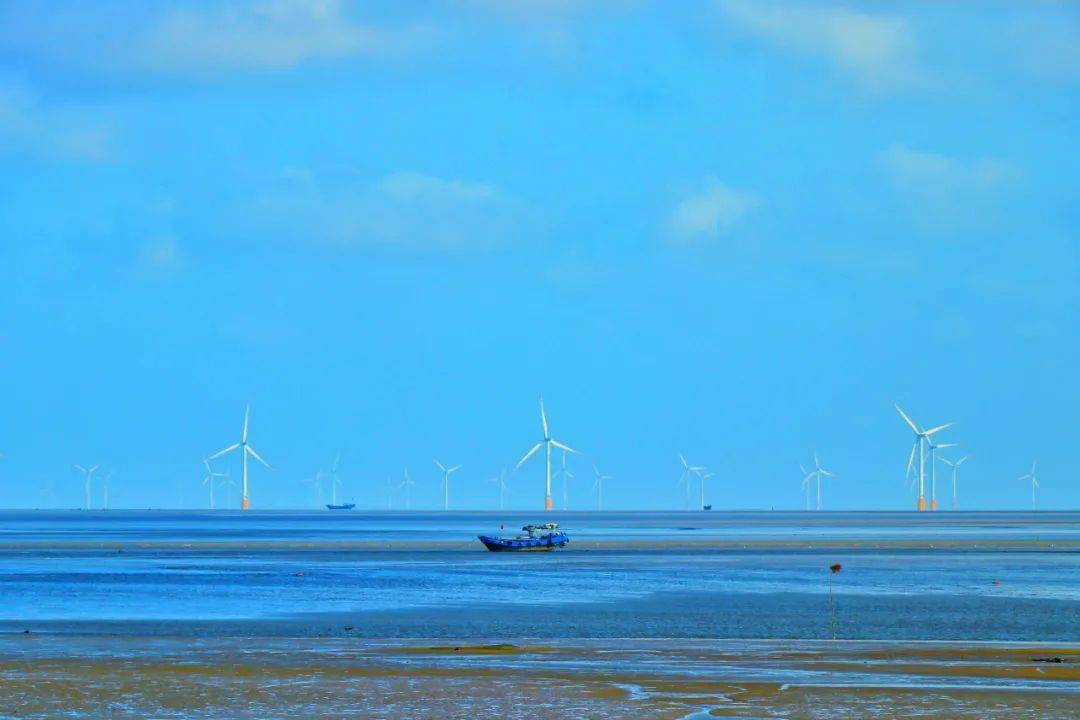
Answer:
[699,471,713,511]
[677,453,705,510]
[938,455,967,510]
[926,438,957,512]
[514,397,579,511]
[1018,461,1039,511]
[74,465,97,510]
[206,405,271,510]
[895,403,953,512]
[799,453,834,511]
[488,468,508,510]
[434,460,461,511]
[202,459,224,510]
[592,464,613,511]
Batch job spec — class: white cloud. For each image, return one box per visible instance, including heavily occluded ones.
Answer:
[0,82,112,162]
[884,145,1019,227]
[719,0,919,92]
[668,180,758,241]
[136,0,417,74]
[249,168,529,251]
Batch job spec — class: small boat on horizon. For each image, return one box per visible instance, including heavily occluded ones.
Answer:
[478,523,569,552]
[326,503,356,510]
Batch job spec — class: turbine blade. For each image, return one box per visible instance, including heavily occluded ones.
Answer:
[434,460,446,472]
[514,443,543,471]
[678,452,688,468]
[243,405,251,442]
[207,443,240,461]
[539,397,549,437]
[448,465,462,474]
[550,439,579,454]
[924,422,954,437]
[246,445,271,469]
[894,403,920,433]
[905,440,917,478]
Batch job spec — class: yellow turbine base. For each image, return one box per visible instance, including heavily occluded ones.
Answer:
[242,498,250,510]
[930,498,938,512]
[917,497,926,512]
[545,497,552,511]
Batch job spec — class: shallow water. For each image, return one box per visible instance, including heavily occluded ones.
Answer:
[1,511,1077,717]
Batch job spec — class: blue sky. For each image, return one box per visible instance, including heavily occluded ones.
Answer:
[1,0,1077,511]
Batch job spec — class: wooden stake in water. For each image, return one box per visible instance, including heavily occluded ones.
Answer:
[828,563,842,640]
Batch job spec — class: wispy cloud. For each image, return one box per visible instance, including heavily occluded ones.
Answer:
[248,168,531,251]
[718,0,920,92]
[667,179,758,242]
[884,145,1019,227]
[136,0,419,74]
[0,82,112,162]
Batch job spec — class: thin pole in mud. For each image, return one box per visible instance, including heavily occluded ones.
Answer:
[828,563,842,640]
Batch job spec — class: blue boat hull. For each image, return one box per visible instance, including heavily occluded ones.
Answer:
[326,503,356,510]
[478,532,569,552]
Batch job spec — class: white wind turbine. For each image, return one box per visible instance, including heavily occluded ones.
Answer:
[202,459,225,510]
[74,465,98,510]
[488,468,508,510]
[434,460,461,511]
[401,467,415,510]
[677,453,705,510]
[1018,461,1039,511]
[328,453,343,507]
[698,471,714,510]
[302,469,326,506]
[556,451,575,510]
[938,455,967,511]
[926,438,957,512]
[895,404,953,512]
[514,397,579,511]
[592,464,613,511]
[206,405,271,510]
[799,452,834,511]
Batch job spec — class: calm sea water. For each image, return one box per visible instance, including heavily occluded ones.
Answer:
[1,510,1078,641]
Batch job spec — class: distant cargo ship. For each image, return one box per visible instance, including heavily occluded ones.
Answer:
[326,503,355,510]
[478,523,569,551]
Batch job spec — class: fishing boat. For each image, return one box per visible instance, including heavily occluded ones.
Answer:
[478,523,569,552]
[325,503,356,510]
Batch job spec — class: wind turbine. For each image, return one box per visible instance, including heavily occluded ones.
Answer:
[556,451,575,510]
[328,453,343,507]
[202,459,225,510]
[938,455,967,510]
[926,438,957,511]
[488,468,508,510]
[74,465,97,510]
[302,469,326,506]
[800,452,834,511]
[514,397,579,511]
[401,467,415,510]
[895,404,953,512]
[434,460,461,511]
[206,405,271,510]
[677,453,705,510]
[592,464,613,511]
[1018,461,1039,511]
[699,471,714,511]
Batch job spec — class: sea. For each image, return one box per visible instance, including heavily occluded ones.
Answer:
[1,510,1077,718]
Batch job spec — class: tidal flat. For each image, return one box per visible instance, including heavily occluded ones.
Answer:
[0,511,1077,717]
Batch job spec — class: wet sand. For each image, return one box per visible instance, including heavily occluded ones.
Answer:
[2,637,1077,719]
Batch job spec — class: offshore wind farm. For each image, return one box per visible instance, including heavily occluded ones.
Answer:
[2,2,1078,718]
